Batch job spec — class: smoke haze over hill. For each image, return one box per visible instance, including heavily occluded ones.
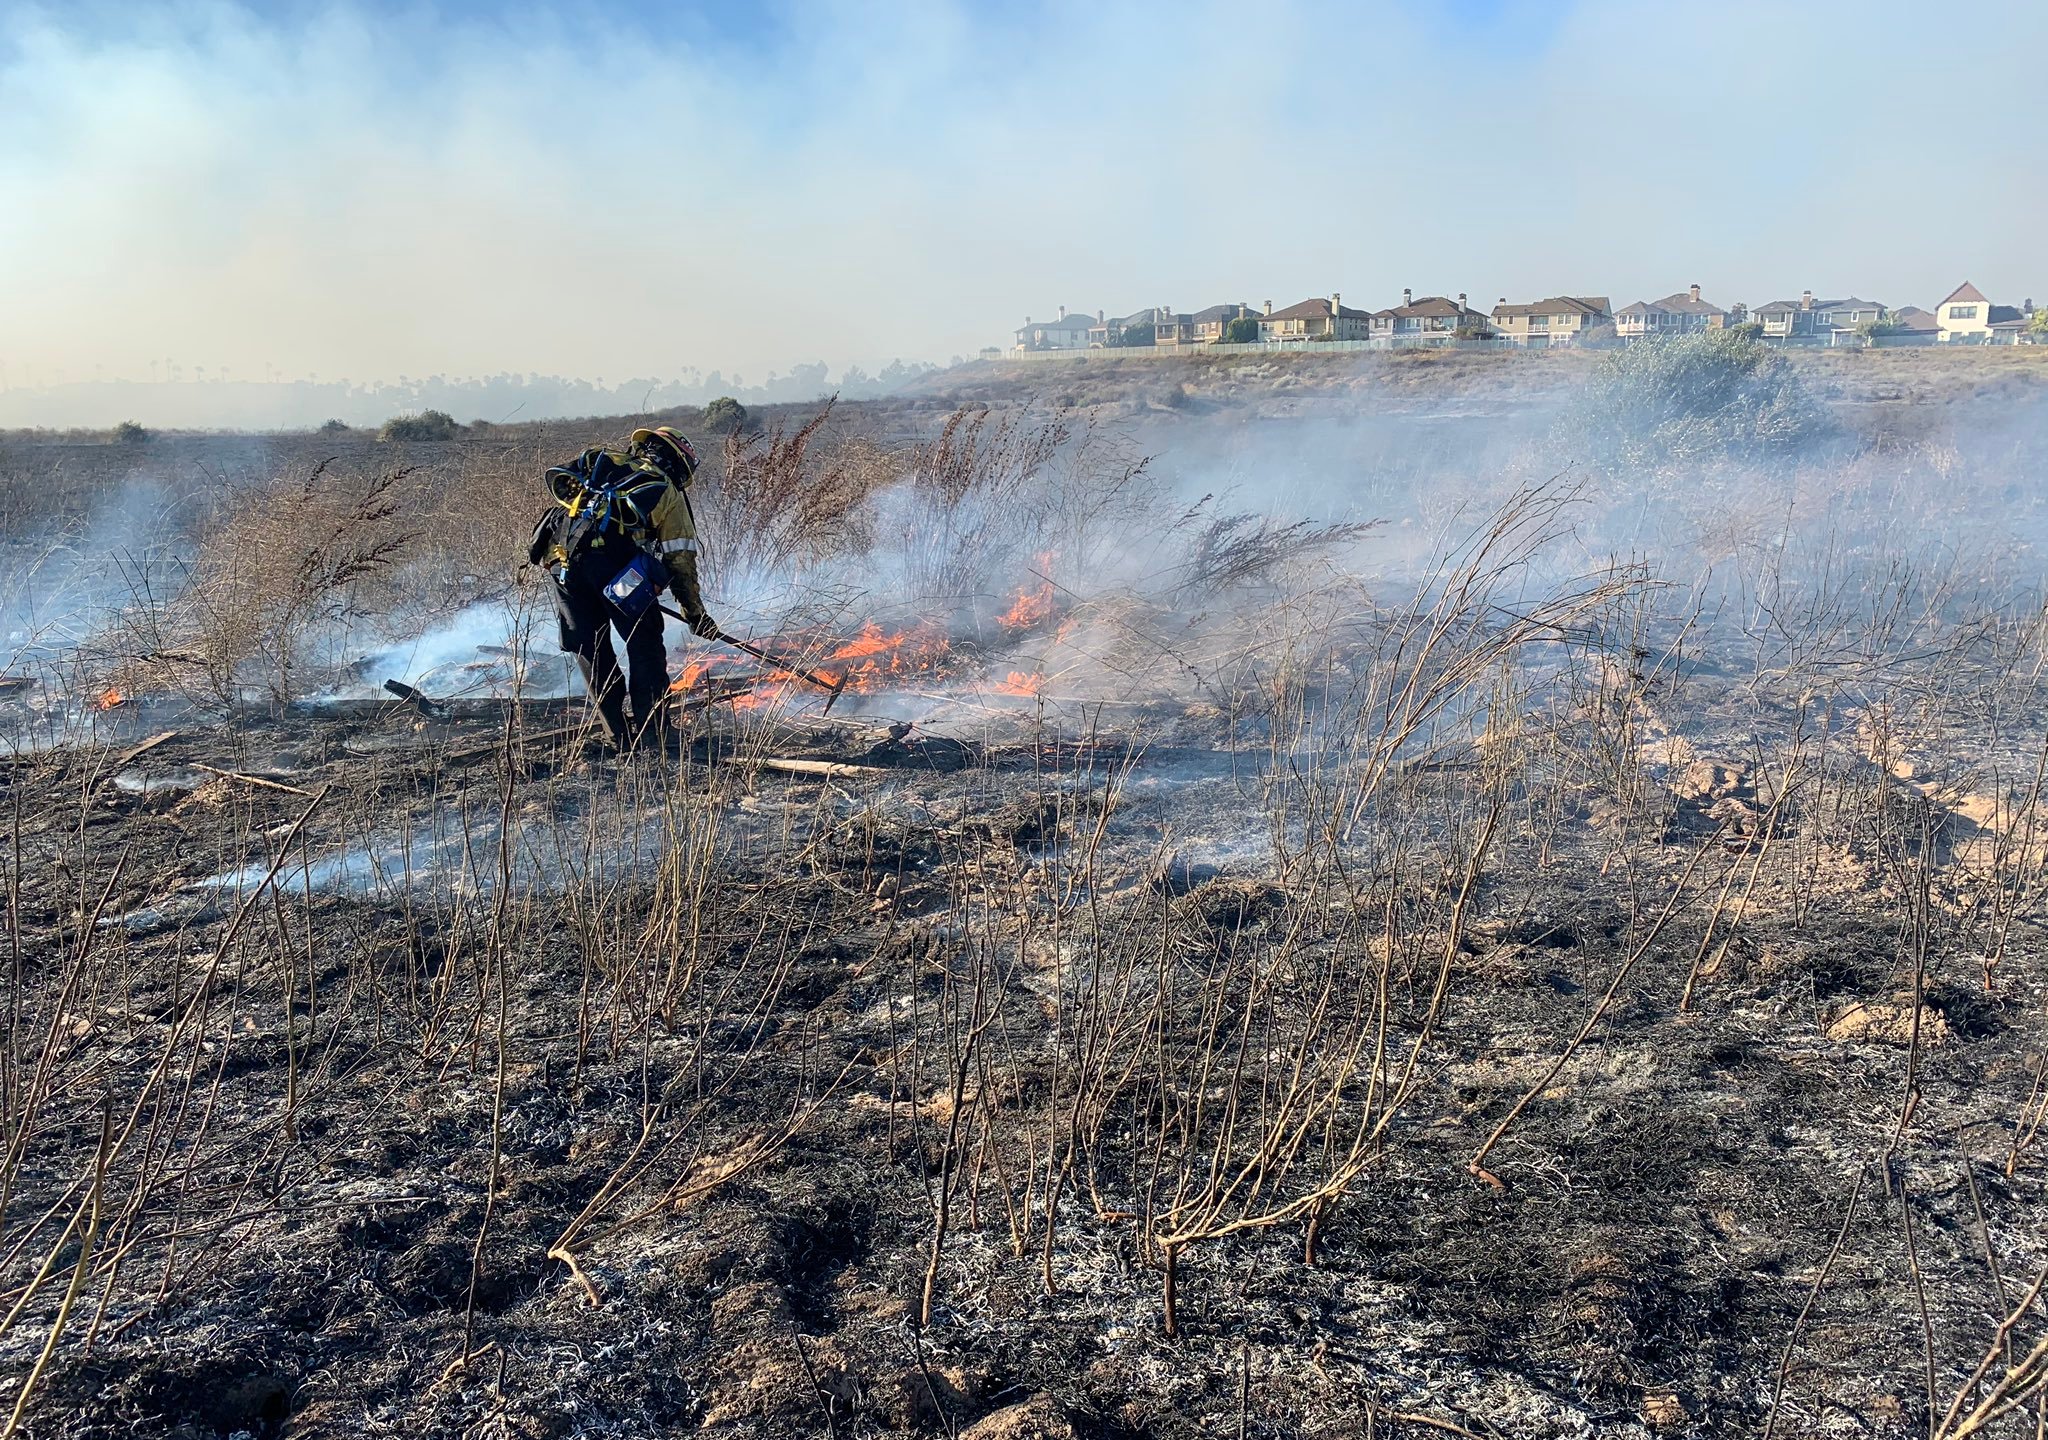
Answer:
[3,0,2045,427]
[0,362,938,431]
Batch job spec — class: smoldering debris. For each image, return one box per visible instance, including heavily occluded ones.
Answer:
[382,678,452,719]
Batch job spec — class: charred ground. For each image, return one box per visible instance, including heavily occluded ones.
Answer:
[4,350,2048,1438]
[7,679,2047,1439]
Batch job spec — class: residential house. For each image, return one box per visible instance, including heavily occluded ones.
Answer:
[1140,304,1255,346]
[1150,308,1196,346]
[1931,282,2037,343]
[1087,308,1163,347]
[1888,307,1940,345]
[1369,291,1493,346]
[1994,302,2038,344]
[1013,308,1095,351]
[1615,285,1729,339]
[1751,291,1888,345]
[1256,294,1374,343]
[1174,303,1257,346]
[1936,282,1995,342]
[1490,295,1612,347]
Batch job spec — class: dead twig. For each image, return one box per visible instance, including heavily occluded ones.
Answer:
[1763,1167,1865,1440]
[189,763,312,797]
[1468,827,1722,1185]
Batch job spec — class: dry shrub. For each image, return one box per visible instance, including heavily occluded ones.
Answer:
[887,406,1166,606]
[885,407,1071,600]
[696,400,897,581]
[395,439,546,618]
[1165,503,1380,603]
[908,405,1067,509]
[690,402,1156,618]
[121,460,416,707]
[1566,328,1828,469]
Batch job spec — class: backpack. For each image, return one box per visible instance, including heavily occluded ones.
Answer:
[533,448,673,603]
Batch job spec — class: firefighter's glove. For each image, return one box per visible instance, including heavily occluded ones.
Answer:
[690,611,721,641]
[526,509,559,568]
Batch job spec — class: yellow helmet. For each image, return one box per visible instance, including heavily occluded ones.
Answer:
[628,426,699,483]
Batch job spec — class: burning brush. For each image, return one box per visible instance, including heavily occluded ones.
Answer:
[661,559,1070,713]
[996,553,1062,632]
[660,606,846,712]
[993,671,1045,697]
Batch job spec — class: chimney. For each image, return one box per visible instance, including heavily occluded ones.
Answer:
[1403,288,1412,307]
[1498,297,1507,306]
[1689,284,1701,302]
[1331,292,1341,313]
[1263,300,1272,316]
[1457,292,1467,308]
[1098,310,1105,324]
[1800,290,1812,310]
[1057,305,1066,320]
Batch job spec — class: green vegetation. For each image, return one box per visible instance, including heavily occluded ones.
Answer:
[111,419,151,444]
[377,409,463,443]
[1222,315,1260,344]
[700,395,748,434]
[317,418,352,434]
[2032,306,2048,337]
[1569,327,1826,467]
[1110,320,1154,348]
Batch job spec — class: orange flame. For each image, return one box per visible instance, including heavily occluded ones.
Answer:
[666,619,960,706]
[829,621,904,660]
[93,688,128,712]
[997,582,1055,631]
[668,650,751,695]
[993,671,1044,697]
[825,620,954,692]
[997,553,1061,632]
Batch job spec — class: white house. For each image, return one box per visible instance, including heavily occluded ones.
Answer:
[1014,307,1095,351]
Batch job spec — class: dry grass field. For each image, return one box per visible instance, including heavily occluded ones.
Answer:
[4,343,2048,1438]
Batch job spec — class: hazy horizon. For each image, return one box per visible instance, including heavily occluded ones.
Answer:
[4,0,2045,425]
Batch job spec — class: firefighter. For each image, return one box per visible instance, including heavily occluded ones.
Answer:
[527,425,717,751]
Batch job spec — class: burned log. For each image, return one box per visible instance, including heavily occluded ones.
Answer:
[751,756,877,780]
[862,729,976,771]
[383,680,453,720]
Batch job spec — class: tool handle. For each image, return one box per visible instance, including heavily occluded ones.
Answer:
[660,605,843,700]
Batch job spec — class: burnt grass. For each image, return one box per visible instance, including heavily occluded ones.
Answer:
[3,694,2048,1440]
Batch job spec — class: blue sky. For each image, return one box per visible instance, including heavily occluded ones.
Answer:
[2,0,2043,395]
